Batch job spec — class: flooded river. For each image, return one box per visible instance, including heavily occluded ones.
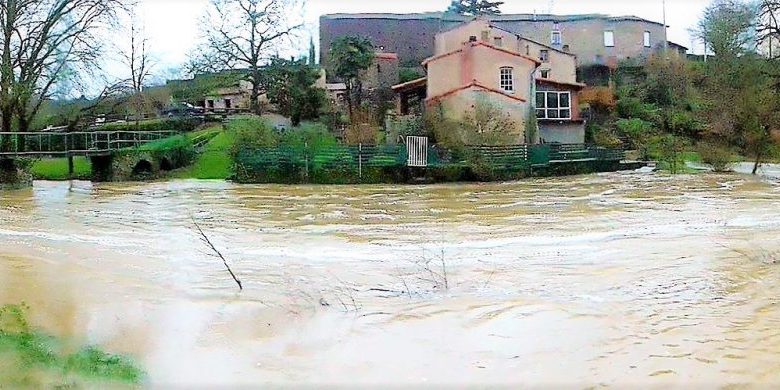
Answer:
[2,172,780,387]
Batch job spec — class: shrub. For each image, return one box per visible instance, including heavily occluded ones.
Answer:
[579,87,617,116]
[227,116,279,155]
[399,68,424,83]
[279,122,339,151]
[616,97,661,124]
[344,108,381,145]
[649,134,688,174]
[616,118,655,159]
[592,126,623,148]
[666,109,703,138]
[698,141,734,172]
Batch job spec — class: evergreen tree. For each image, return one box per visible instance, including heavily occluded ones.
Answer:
[309,38,317,66]
[447,0,504,16]
[263,57,326,126]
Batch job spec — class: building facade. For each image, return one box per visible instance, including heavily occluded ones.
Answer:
[321,12,678,69]
[398,19,586,144]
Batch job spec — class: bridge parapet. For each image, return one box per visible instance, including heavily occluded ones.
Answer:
[0,130,178,158]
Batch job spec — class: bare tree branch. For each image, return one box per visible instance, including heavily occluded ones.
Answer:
[189,0,303,114]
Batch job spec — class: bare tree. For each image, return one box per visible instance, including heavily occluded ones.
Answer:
[759,0,780,58]
[120,14,153,126]
[0,0,125,152]
[189,0,303,114]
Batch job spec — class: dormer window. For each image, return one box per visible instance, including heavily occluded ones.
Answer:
[499,67,514,93]
[540,69,550,79]
[551,30,562,46]
[494,37,503,47]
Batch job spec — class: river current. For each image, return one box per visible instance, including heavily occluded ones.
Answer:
[2,171,780,386]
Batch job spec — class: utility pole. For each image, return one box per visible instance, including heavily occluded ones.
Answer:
[663,0,669,51]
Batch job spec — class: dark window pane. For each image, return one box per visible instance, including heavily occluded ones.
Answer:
[547,93,558,108]
[547,109,559,119]
[560,109,571,119]
[560,93,570,108]
[536,109,546,119]
[536,92,546,107]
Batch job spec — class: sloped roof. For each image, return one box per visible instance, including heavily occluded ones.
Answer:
[422,41,541,67]
[392,77,427,92]
[427,81,528,103]
[322,12,664,26]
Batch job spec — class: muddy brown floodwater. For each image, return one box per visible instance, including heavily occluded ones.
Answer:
[2,172,780,387]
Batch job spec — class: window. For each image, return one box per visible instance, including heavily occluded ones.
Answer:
[536,91,572,120]
[604,31,615,47]
[540,49,549,63]
[494,37,503,47]
[540,69,550,79]
[644,31,651,47]
[551,30,562,46]
[499,67,514,93]
[481,31,490,41]
[225,99,232,109]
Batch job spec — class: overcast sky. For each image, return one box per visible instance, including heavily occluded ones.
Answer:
[129,0,711,83]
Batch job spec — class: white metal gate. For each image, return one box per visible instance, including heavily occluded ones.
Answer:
[406,136,428,167]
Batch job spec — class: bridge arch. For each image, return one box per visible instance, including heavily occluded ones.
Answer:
[159,157,173,172]
[131,159,154,176]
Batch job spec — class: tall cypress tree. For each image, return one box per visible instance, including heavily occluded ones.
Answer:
[447,0,504,16]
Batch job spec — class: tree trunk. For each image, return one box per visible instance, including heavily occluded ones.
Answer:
[250,70,263,115]
[752,150,762,175]
[345,79,354,122]
[0,114,11,152]
[17,114,29,152]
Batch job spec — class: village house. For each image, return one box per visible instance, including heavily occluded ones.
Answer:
[393,18,586,144]
[320,12,688,69]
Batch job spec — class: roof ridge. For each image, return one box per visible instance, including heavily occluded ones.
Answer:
[321,12,663,25]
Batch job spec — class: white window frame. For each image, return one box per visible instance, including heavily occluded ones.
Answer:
[536,91,572,120]
[644,31,651,48]
[604,30,615,47]
[551,30,562,46]
[499,67,514,93]
[540,69,550,79]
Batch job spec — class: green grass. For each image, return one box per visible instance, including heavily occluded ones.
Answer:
[0,304,144,387]
[681,151,702,163]
[30,157,92,180]
[174,125,236,180]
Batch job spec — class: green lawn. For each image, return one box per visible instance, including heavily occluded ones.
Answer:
[173,126,236,180]
[30,157,92,180]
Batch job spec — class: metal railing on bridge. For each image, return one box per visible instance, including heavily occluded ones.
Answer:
[0,130,178,157]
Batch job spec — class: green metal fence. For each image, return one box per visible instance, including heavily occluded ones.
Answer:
[234,143,624,184]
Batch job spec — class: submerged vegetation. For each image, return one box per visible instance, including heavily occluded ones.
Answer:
[0,303,144,387]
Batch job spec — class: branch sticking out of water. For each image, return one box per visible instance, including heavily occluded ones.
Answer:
[192,219,243,291]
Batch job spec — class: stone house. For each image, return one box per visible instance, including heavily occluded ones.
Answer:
[204,80,254,111]
[321,12,684,69]
[394,19,586,144]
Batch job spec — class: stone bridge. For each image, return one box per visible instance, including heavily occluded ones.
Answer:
[0,130,182,183]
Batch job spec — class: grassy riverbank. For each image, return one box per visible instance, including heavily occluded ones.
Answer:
[173,128,236,180]
[30,157,92,180]
[0,304,144,387]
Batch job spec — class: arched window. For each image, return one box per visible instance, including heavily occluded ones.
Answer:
[499,67,514,93]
